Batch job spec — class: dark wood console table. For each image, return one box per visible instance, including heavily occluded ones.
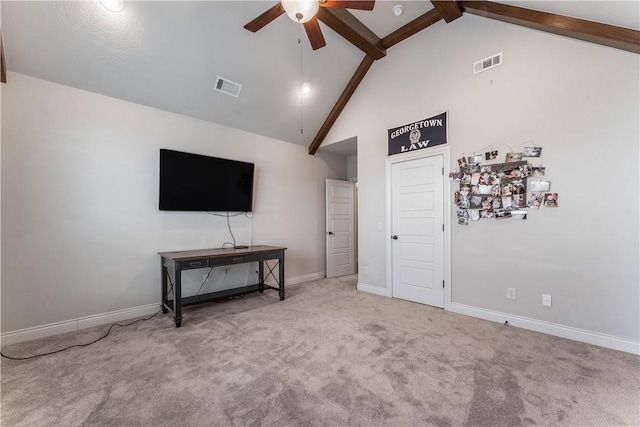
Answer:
[158,245,286,327]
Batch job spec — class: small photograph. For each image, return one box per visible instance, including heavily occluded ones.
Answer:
[470,210,480,221]
[502,182,513,196]
[494,209,512,220]
[544,193,559,207]
[491,160,527,173]
[478,171,491,185]
[511,210,528,220]
[458,195,471,209]
[470,184,480,195]
[471,173,480,185]
[529,179,551,193]
[457,156,469,169]
[523,146,543,157]
[485,150,499,160]
[512,193,526,208]
[459,185,471,197]
[530,167,546,177]
[481,197,493,210]
[511,179,526,195]
[449,172,462,180]
[520,164,532,178]
[478,184,493,195]
[527,192,543,210]
[504,168,521,179]
[480,209,494,219]
[457,210,470,225]
[480,165,492,173]
[501,195,513,210]
[470,195,483,209]
[492,197,502,209]
[491,184,502,197]
[468,154,484,165]
[505,152,523,162]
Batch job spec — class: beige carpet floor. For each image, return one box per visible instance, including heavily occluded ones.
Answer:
[1,275,639,426]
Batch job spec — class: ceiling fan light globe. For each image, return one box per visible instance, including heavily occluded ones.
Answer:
[99,0,124,13]
[281,0,320,24]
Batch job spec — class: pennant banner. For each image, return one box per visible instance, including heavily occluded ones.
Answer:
[388,112,447,156]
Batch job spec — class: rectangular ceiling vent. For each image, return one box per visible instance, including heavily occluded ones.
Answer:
[214,76,242,98]
[473,52,503,75]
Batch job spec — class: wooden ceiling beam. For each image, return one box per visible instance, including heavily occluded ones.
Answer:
[459,1,640,54]
[308,55,375,155]
[310,1,640,155]
[381,8,443,49]
[431,1,463,24]
[317,7,386,60]
[1,31,7,84]
[311,9,444,154]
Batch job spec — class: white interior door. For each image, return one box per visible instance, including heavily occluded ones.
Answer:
[391,155,444,307]
[326,179,355,278]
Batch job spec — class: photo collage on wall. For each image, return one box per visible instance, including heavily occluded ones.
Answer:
[451,146,556,225]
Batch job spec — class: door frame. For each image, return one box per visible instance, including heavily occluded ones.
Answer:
[385,145,452,310]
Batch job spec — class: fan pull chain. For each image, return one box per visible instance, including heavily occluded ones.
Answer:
[299,29,304,135]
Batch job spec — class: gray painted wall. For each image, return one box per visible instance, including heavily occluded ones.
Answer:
[347,155,358,181]
[324,15,639,343]
[1,74,347,333]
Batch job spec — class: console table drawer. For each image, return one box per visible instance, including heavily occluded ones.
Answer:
[179,258,209,270]
[210,253,262,266]
[263,252,283,260]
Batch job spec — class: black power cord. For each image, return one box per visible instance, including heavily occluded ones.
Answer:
[207,211,250,249]
[0,311,162,361]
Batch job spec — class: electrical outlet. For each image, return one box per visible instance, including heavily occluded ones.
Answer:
[363,266,369,275]
[507,287,516,300]
[542,294,552,307]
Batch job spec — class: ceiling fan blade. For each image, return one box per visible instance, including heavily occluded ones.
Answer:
[321,1,375,11]
[303,17,326,50]
[0,30,6,84]
[244,3,285,32]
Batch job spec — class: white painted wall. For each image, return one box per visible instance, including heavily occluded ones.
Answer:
[1,3,4,339]
[324,15,640,344]
[1,73,346,333]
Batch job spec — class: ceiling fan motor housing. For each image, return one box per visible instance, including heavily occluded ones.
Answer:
[281,0,320,24]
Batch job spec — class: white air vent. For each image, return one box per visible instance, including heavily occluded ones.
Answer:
[473,52,503,75]
[214,76,242,97]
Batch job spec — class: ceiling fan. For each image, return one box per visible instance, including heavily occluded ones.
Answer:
[244,0,375,50]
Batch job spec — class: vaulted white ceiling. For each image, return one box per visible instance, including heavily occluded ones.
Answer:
[2,1,638,153]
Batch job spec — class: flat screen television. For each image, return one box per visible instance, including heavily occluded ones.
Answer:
[159,149,254,212]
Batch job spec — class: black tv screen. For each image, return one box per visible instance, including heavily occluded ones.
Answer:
[159,149,254,212]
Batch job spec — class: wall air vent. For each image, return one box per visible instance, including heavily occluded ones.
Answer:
[214,76,242,98]
[473,52,503,75]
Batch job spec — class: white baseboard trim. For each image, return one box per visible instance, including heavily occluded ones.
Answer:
[2,272,327,346]
[1,271,327,347]
[264,271,325,287]
[1,303,161,347]
[287,271,325,285]
[357,282,392,297]
[450,302,640,355]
